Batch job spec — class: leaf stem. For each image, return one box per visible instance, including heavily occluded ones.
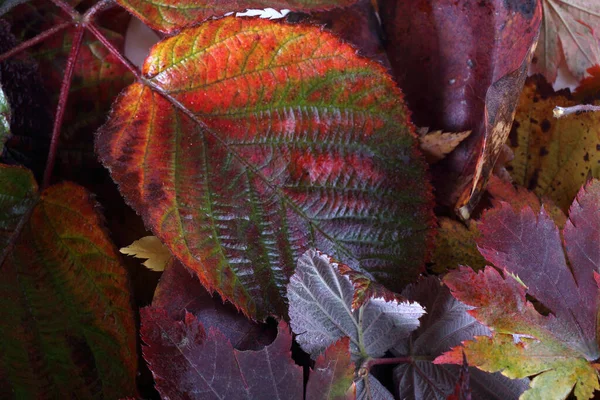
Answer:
[42,25,85,189]
[86,23,141,79]
[553,104,600,118]
[362,357,412,370]
[0,22,73,63]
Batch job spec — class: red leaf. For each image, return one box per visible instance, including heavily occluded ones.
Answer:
[307,338,355,400]
[97,17,433,319]
[141,311,305,399]
[379,0,541,216]
[574,65,600,100]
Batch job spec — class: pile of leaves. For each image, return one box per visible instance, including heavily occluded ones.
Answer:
[0,0,599,399]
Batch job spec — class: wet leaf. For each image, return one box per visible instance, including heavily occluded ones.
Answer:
[533,1,600,82]
[97,17,433,319]
[379,0,541,216]
[120,235,171,271]
[142,312,349,399]
[507,75,600,211]
[394,277,529,400]
[0,164,137,399]
[116,0,360,33]
[435,179,600,400]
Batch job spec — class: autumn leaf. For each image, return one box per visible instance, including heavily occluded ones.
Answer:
[417,129,472,164]
[574,65,600,100]
[116,0,360,33]
[97,17,433,319]
[306,337,355,400]
[151,259,277,351]
[435,179,600,399]
[0,163,137,399]
[507,75,600,211]
[393,277,529,400]
[533,0,600,82]
[0,83,10,155]
[287,249,424,399]
[120,236,171,271]
[379,0,541,217]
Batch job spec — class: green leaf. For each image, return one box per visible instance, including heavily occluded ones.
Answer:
[116,0,360,33]
[97,17,433,319]
[0,164,137,399]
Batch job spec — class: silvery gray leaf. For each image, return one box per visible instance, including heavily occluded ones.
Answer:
[356,374,394,400]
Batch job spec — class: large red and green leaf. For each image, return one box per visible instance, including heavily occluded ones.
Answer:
[533,0,600,82]
[116,0,359,33]
[393,276,529,400]
[507,75,600,211]
[0,164,137,399]
[435,179,600,399]
[378,0,541,217]
[97,17,433,319]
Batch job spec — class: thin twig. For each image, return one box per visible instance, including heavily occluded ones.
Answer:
[42,25,85,189]
[0,22,72,63]
[49,0,80,20]
[553,104,600,118]
[86,22,141,79]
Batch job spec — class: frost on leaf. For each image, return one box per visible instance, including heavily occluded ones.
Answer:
[435,179,600,400]
[97,17,433,320]
[393,277,528,400]
[0,164,137,399]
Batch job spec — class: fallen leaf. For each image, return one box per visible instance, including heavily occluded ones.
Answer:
[97,17,433,319]
[435,179,600,400]
[0,163,137,399]
[533,1,600,82]
[120,236,171,271]
[393,277,529,400]
[418,130,472,163]
[116,0,360,33]
[379,0,541,217]
[507,75,600,211]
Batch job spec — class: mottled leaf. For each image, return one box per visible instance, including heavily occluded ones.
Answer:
[533,0,600,82]
[393,277,528,400]
[507,75,600,211]
[120,235,171,271]
[0,83,10,155]
[151,259,276,351]
[379,0,541,216]
[288,249,424,360]
[436,180,600,399]
[116,0,360,33]
[97,17,433,319]
[306,338,355,400]
[141,311,304,399]
[0,164,137,399]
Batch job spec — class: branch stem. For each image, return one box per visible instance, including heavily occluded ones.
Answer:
[49,0,79,20]
[554,104,600,118]
[86,23,141,79]
[0,22,72,63]
[42,25,85,189]
[361,356,412,372]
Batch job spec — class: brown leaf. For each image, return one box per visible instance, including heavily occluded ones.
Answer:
[418,129,472,163]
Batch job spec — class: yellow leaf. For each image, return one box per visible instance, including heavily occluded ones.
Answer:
[120,236,171,271]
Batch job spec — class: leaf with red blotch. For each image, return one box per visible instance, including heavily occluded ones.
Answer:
[306,338,355,400]
[379,0,541,218]
[435,179,600,399]
[116,0,360,33]
[574,65,600,100]
[151,259,277,350]
[393,277,528,400]
[141,312,353,399]
[533,1,600,83]
[96,17,434,320]
[0,164,137,399]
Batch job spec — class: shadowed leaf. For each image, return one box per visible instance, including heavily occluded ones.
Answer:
[0,164,137,399]
[0,84,10,155]
[97,17,433,319]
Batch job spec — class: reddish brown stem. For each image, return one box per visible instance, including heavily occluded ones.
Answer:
[0,22,72,63]
[86,23,141,79]
[83,0,116,20]
[42,25,85,189]
[49,0,79,20]
[361,356,412,371]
